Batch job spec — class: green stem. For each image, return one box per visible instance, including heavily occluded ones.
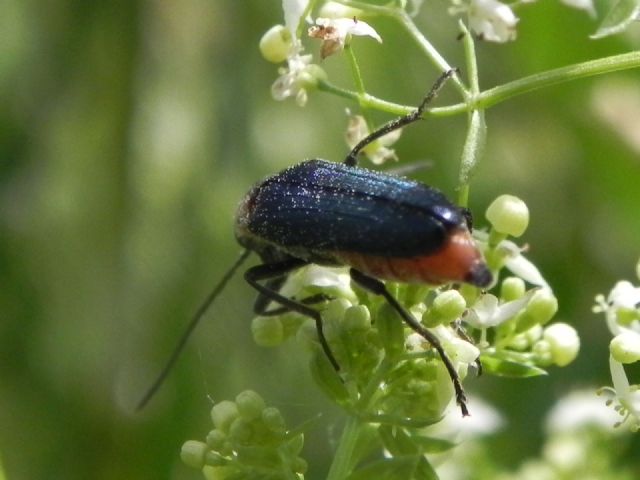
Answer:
[345,44,366,96]
[318,52,640,129]
[430,51,640,116]
[317,79,415,115]
[326,416,365,480]
[457,23,486,206]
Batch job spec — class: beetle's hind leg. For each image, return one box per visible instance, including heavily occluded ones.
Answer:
[343,69,459,167]
[245,259,340,371]
[349,268,469,416]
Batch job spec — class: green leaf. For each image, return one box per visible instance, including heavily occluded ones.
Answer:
[351,423,382,467]
[591,0,640,39]
[480,354,548,378]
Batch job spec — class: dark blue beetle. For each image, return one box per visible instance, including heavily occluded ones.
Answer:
[139,70,491,416]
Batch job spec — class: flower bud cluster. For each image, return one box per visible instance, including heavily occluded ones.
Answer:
[460,195,580,375]
[181,390,306,479]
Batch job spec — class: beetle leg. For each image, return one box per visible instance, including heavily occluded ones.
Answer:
[344,69,459,167]
[245,260,341,371]
[349,268,469,416]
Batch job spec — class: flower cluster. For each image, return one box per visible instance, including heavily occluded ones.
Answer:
[259,1,382,107]
[181,390,307,479]
[593,262,640,431]
[251,194,579,425]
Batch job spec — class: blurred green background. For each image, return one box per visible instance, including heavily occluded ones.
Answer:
[2,1,640,479]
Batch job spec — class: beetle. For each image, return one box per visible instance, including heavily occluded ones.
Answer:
[138,70,491,416]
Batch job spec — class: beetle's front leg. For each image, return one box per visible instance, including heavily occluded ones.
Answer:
[349,268,469,416]
[245,259,340,371]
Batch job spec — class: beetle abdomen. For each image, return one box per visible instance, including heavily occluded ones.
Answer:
[336,228,491,287]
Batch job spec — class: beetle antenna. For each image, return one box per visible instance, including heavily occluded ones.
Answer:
[344,68,459,167]
[136,249,252,410]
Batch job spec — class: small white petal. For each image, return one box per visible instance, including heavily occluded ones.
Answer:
[344,18,382,42]
[608,280,640,309]
[609,355,630,397]
[465,293,499,328]
[283,0,310,37]
[500,240,550,290]
[468,0,518,42]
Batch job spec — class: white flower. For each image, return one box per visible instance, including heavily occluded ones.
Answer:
[464,0,519,43]
[271,53,317,106]
[465,289,537,329]
[593,280,640,336]
[279,265,357,303]
[345,113,401,165]
[308,17,382,59]
[599,356,640,431]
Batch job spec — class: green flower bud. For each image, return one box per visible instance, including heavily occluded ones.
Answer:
[532,339,553,366]
[516,290,558,332]
[235,390,266,421]
[251,316,284,347]
[259,25,292,63]
[228,417,253,444]
[432,290,466,322]
[206,429,226,449]
[486,194,529,237]
[610,331,640,364]
[210,400,239,433]
[509,325,543,350]
[342,304,371,332]
[501,276,526,302]
[543,322,580,366]
[261,406,287,435]
[181,440,209,469]
[323,298,351,327]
